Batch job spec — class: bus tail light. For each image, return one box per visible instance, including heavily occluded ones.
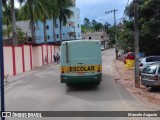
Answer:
[61,67,64,74]
[97,65,101,73]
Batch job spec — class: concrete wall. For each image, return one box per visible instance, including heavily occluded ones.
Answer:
[47,45,52,63]
[3,47,13,76]
[3,44,58,76]
[15,47,23,74]
[33,46,43,67]
[24,45,32,71]
[41,45,59,65]
[55,45,60,55]
[42,45,47,65]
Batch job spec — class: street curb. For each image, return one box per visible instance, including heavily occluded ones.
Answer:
[113,59,146,102]
[113,59,160,105]
[4,63,58,87]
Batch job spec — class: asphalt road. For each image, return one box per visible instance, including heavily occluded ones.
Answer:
[5,49,160,120]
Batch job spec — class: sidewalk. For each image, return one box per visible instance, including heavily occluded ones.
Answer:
[113,59,160,105]
[4,62,58,86]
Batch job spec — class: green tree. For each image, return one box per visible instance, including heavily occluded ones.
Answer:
[3,2,11,38]
[117,20,134,52]
[108,26,115,47]
[104,22,111,33]
[19,0,46,43]
[118,0,160,55]
[58,0,73,42]
[16,27,26,44]
[91,19,97,27]
[84,17,91,27]
[94,22,103,31]
[81,25,94,33]
[39,0,53,44]
[3,0,19,45]
[3,25,12,39]
[15,7,29,21]
[50,0,59,43]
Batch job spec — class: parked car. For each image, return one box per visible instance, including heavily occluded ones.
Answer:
[122,52,135,64]
[139,56,160,73]
[141,63,160,88]
[118,49,124,58]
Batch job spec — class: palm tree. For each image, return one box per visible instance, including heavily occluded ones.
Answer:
[3,0,23,45]
[19,0,45,43]
[10,0,17,45]
[58,0,74,42]
[50,0,59,43]
[3,0,17,45]
[3,2,11,38]
[3,25,12,39]
[39,0,53,44]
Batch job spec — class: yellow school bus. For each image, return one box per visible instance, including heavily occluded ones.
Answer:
[60,40,102,86]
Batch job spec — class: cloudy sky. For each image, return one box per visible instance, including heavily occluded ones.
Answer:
[15,0,132,25]
[76,0,132,25]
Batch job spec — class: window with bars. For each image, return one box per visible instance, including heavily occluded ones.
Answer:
[46,25,49,30]
[56,34,59,38]
[48,35,50,40]
[55,23,58,28]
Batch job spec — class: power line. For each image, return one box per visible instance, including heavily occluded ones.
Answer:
[105,9,118,59]
[122,0,130,21]
[118,0,130,28]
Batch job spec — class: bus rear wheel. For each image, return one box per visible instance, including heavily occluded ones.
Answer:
[94,82,100,85]
[66,83,72,86]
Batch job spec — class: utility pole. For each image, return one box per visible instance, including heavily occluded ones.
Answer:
[0,0,5,120]
[105,9,118,59]
[134,0,140,88]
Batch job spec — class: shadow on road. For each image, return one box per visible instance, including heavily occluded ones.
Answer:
[66,85,99,91]
[64,73,136,102]
[148,87,160,93]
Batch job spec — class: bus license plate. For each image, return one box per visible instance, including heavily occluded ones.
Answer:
[77,72,85,76]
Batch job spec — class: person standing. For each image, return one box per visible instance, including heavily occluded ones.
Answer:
[53,54,56,63]
[56,53,60,63]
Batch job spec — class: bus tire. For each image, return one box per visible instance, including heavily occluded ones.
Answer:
[95,82,100,85]
[66,83,72,86]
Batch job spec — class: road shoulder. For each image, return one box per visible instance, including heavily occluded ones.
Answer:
[113,59,160,105]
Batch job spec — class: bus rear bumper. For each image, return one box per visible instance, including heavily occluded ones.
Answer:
[61,73,102,84]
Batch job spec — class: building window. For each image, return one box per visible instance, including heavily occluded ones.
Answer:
[63,33,65,36]
[35,23,39,30]
[46,25,49,30]
[48,35,50,40]
[78,24,79,28]
[55,23,58,28]
[78,33,81,37]
[56,34,59,38]
[36,36,40,40]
